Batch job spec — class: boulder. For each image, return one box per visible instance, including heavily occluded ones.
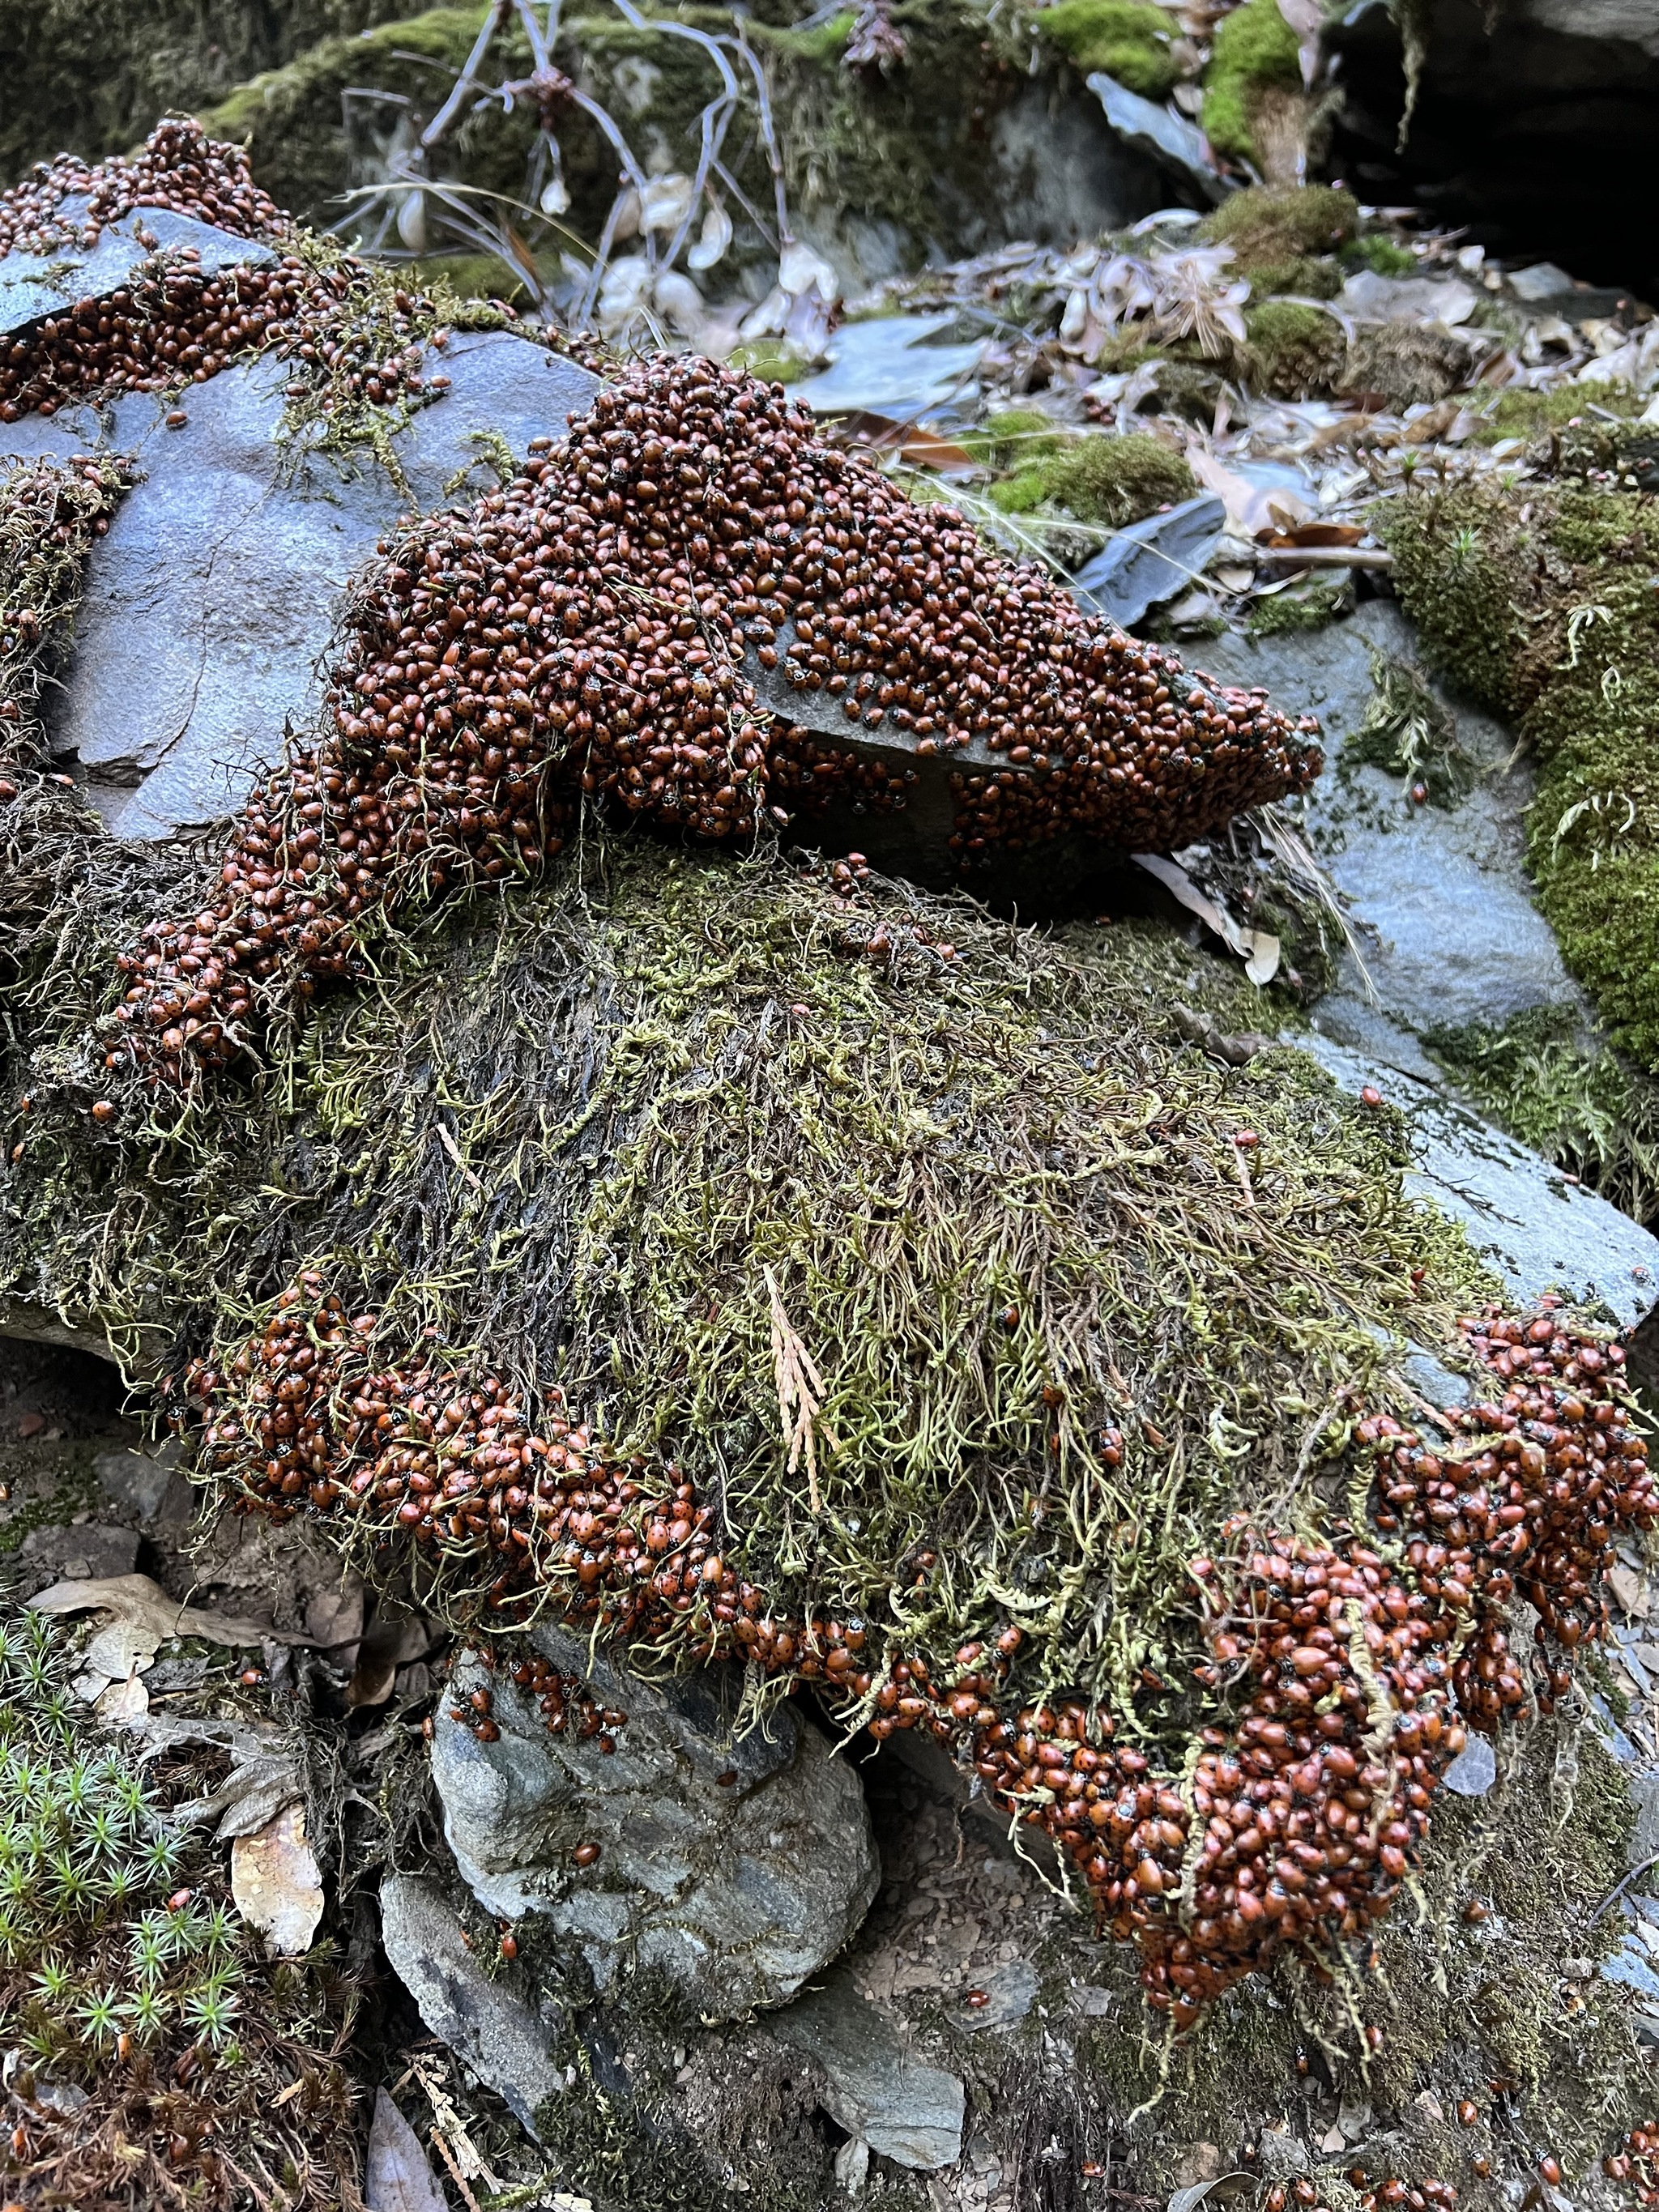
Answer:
[430,1629,879,2021]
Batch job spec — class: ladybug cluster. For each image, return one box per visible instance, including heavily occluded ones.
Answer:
[181,1276,1652,2025]
[107,349,1320,1094]
[1362,1299,1654,1720]
[0,453,132,774]
[1265,2183,1458,2212]
[0,118,279,260]
[1607,2123,1659,2202]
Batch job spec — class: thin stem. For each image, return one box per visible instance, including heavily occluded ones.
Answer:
[420,0,511,151]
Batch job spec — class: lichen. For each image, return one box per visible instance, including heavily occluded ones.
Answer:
[1027,0,1179,99]
[1200,2,1307,168]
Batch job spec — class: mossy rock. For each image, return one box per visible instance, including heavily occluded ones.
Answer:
[1242,298,1344,397]
[1201,183,1360,270]
[1378,475,1659,1074]
[1199,0,1304,167]
[1027,0,1179,98]
[987,428,1196,526]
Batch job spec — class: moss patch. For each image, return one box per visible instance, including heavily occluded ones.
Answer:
[1029,0,1179,98]
[1243,298,1344,397]
[1424,1005,1659,1226]
[1200,2,1306,166]
[987,429,1196,526]
[1201,184,1359,268]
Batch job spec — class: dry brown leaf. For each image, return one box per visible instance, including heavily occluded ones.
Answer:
[93,1672,150,1725]
[366,2089,448,2212]
[231,1801,325,1957]
[28,1571,317,1648]
[346,1608,437,1708]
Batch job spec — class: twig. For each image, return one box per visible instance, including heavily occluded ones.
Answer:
[429,2128,484,2212]
[421,0,512,151]
[1589,1849,1659,1926]
[1256,545,1394,568]
[764,1264,830,1512]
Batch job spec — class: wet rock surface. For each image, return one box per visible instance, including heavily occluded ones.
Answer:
[431,1629,879,2020]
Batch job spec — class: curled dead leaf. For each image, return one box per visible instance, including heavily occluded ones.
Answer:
[231,1801,324,1957]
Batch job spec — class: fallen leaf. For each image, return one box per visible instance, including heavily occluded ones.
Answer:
[1268,519,1364,549]
[1610,1563,1650,1617]
[366,2088,448,2212]
[305,1577,366,1656]
[1188,448,1312,539]
[231,1801,325,1957]
[29,1572,318,1648]
[94,1672,150,1726]
[1133,853,1281,985]
[84,1617,162,1678]
[1275,0,1325,87]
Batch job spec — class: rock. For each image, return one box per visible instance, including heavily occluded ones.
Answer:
[1085,73,1230,204]
[959,1957,1038,2031]
[1326,0,1659,298]
[1198,603,1588,1073]
[430,1629,878,2021]
[378,1872,565,2137]
[769,1966,966,2170]
[1441,1735,1498,1796]
[0,338,599,839]
[1070,494,1227,629]
[95,1438,190,1529]
[0,205,275,342]
[18,1521,140,1587]
[1506,262,1576,304]
[1301,1031,1659,1332]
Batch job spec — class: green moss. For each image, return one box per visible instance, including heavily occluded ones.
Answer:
[1244,254,1344,299]
[1246,575,1351,636]
[1201,183,1359,267]
[1424,1006,1659,1225]
[1341,232,1417,278]
[1200,0,1304,164]
[755,6,857,63]
[987,429,1196,526]
[1243,298,1344,396]
[961,407,1070,473]
[1465,381,1610,448]
[1030,0,1179,98]
[1343,645,1476,808]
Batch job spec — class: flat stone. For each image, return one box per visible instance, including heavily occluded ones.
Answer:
[1299,1031,1659,1331]
[1085,72,1230,203]
[378,1872,564,2137]
[0,207,275,342]
[1506,262,1575,303]
[769,1965,966,2170]
[1070,494,1226,628]
[1440,1734,1498,1796]
[94,1438,190,1528]
[0,336,599,841]
[960,1957,1039,2031]
[430,1627,878,2021]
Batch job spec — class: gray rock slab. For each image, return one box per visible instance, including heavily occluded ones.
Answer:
[1198,603,1589,1061]
[0,337,599,839]
[430,1628,878,2021]
[1070,493,1226,627]
[1336,270,1478,326]
[1299,1030,1659,1330]
[0,207,275,341]
[379,1872,564,2137]
[960,1956,1038,2031]
[769,1966,966,2169]
[1085,72,1231,203]
[1440,1734,1498,1796]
